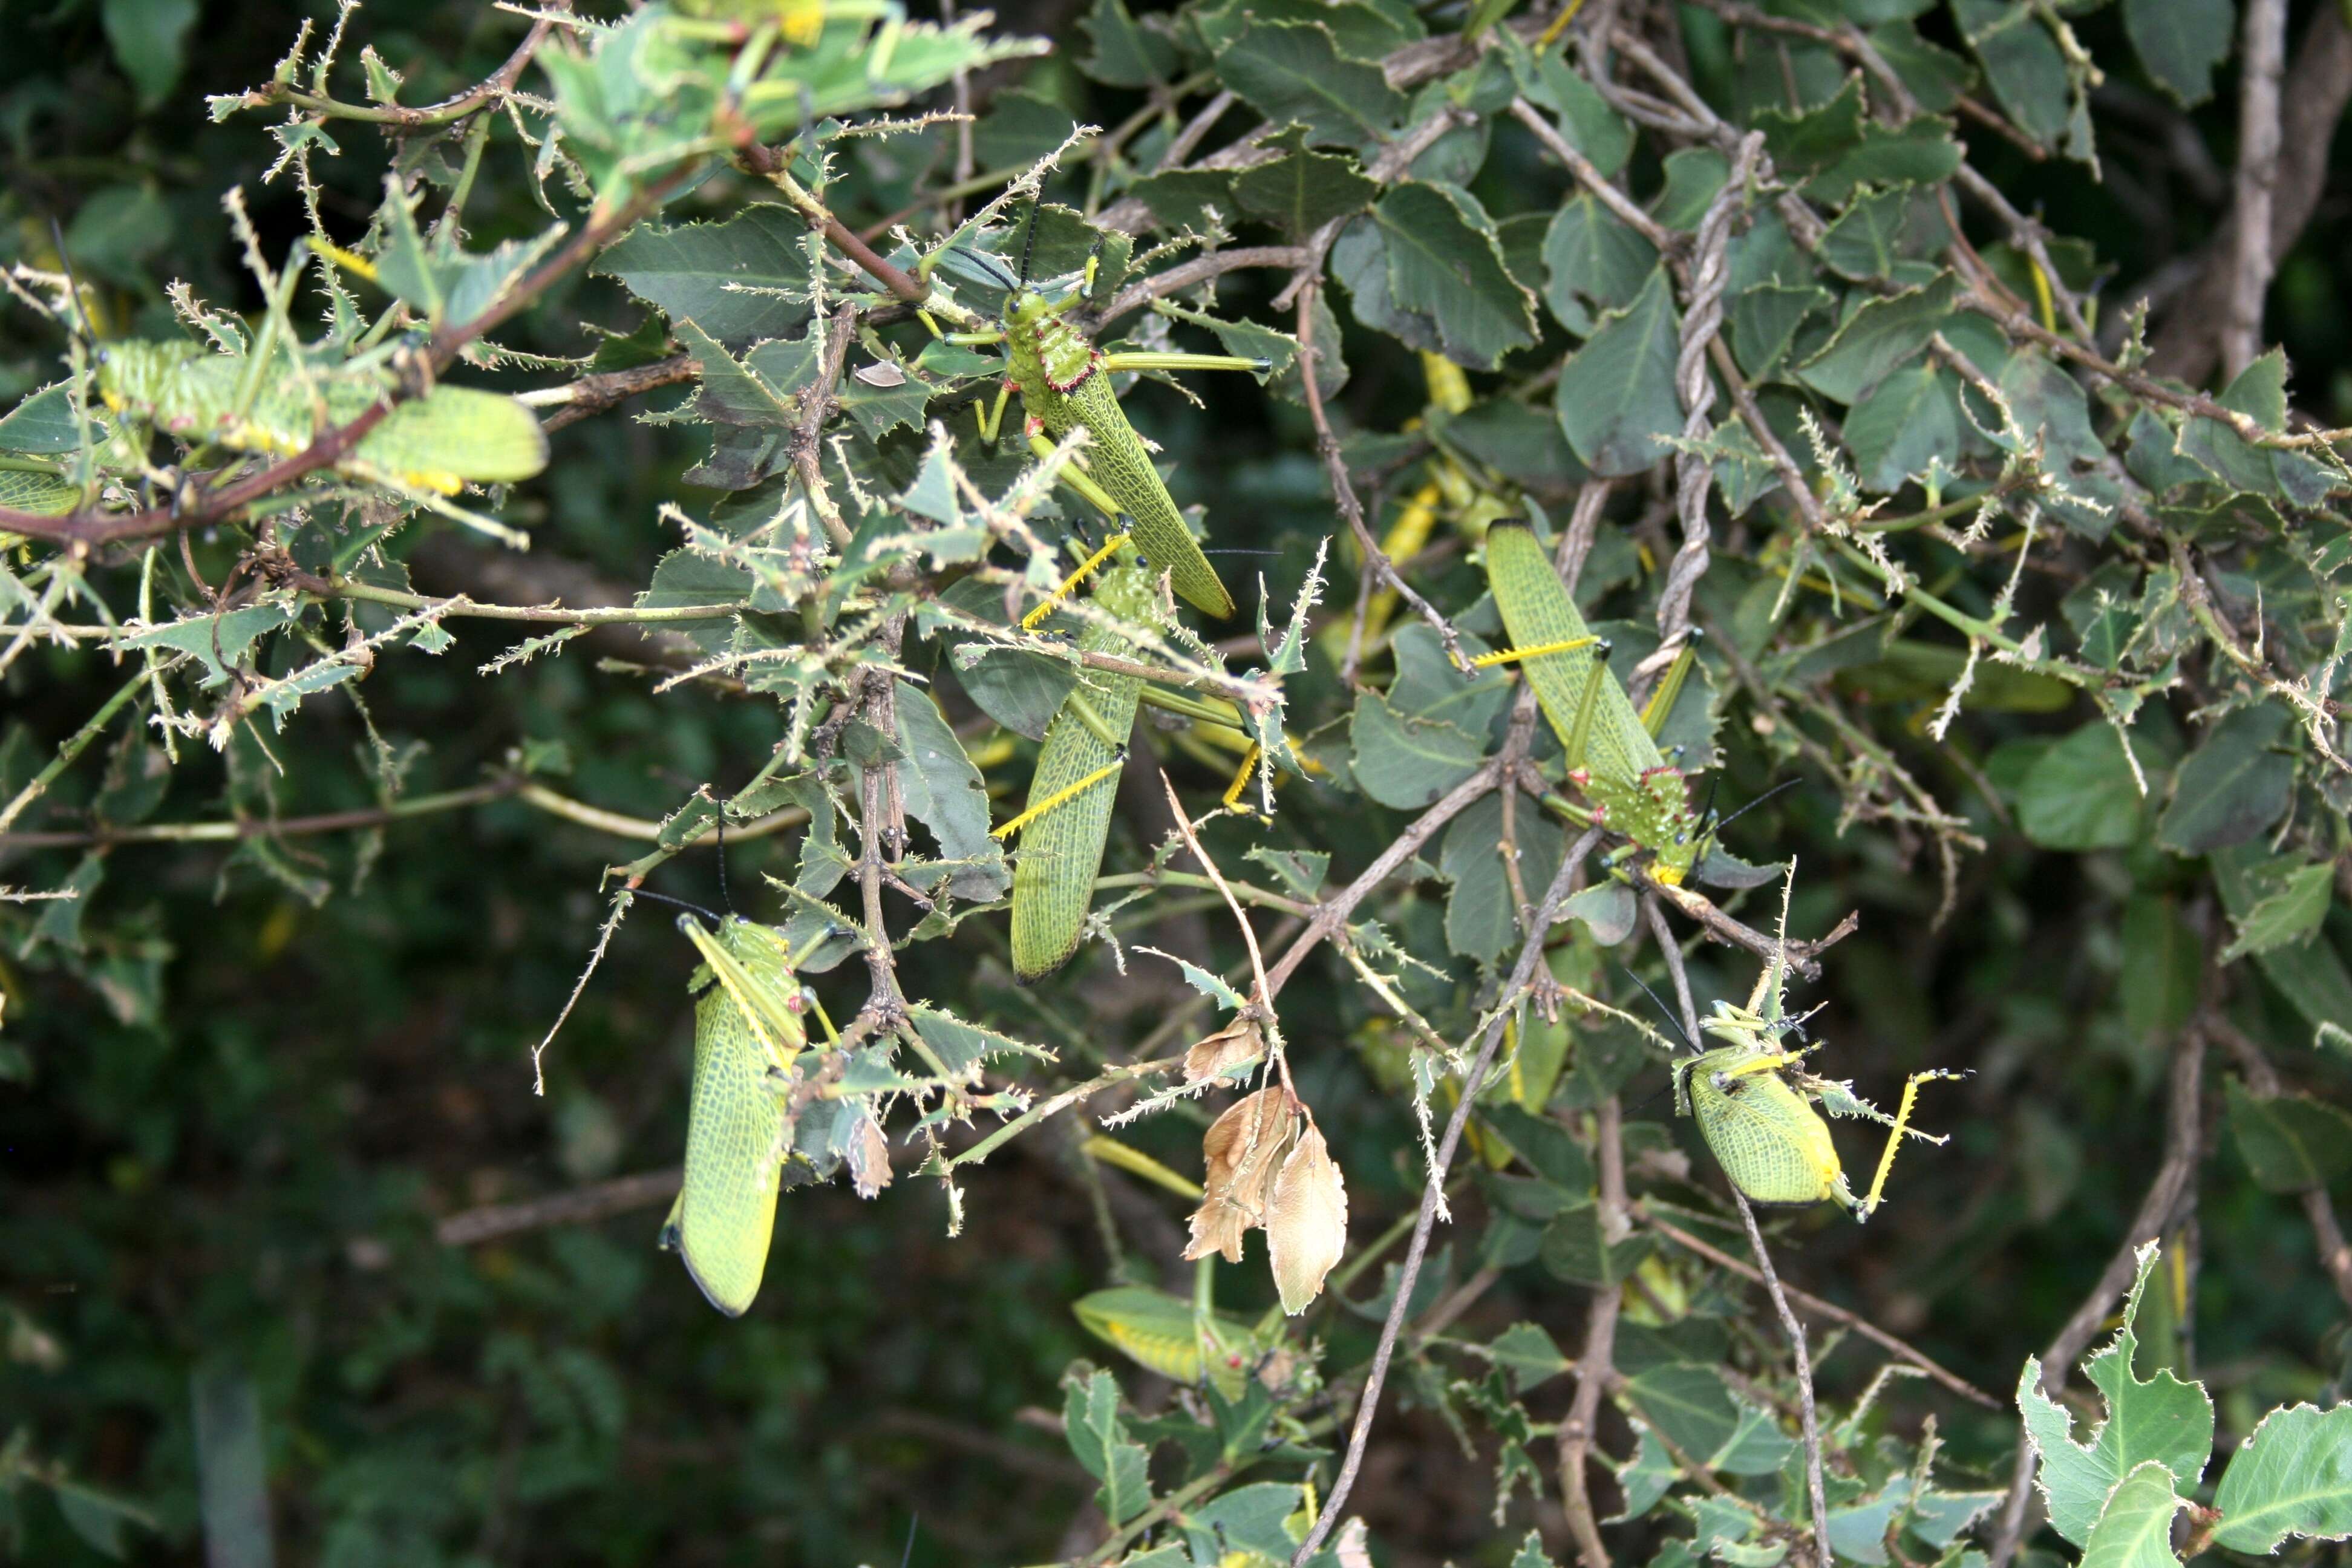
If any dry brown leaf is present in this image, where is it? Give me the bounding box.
[1333,1518,1374,1568]
[846,1110,893,1199]
[1183,1015,1266,1085]
[1266,1122,1348,1314]
[1181,1086,1295,1263]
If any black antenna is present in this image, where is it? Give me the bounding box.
[48,218,97,349]
[713,799,733,916]
[1622,964,1698,1052]
[1705,777,1803,842]
[1017,198,1042,287]
[629,889,724,926]
[1201,547,1284,558]
[947,243,1019,290]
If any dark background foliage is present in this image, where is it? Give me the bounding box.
[3,0,2350,1564]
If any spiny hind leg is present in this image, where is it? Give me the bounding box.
[1856,1069,1967,1220]
[1096,351,1271,376]
[1022,529,1134,631]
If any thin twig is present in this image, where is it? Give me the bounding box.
[1640,1206,1998,1407]
[1292,829,1603,1564]
[436,1167,682,1246]
[1294,281,1471,674]
[1649,894,1829,1568]
[2222,0,2288,379]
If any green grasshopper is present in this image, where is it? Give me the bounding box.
[997,554,1160,980]
[926,206,1268,620]
[95,339,548,497]
[1071,1284,1273,1401]
[659,913,833,1316]
[1650,875,1962,1220]
[1480,520,1708,886]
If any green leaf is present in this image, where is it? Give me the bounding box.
[1502,33,1633,177]
[1349,690,1487,809]
[1487,1321,1573,1394]
[2212,843,2352,1047]
[1370,181,1540,370]
[1954,0,2075,151]
[2016,721,2152,851]
[1230,134,1379,240]
[1811,117,1962,204]
[1650,148,1729,231]
[1215,21,1405,155]
[102,0,197,108]
[2124,0,2234,108]
[1555,263,1681,476]
[2158,704,2293,855]
[53,1477,152,1560]
[1845,364,1963,491]
[121,603,298,689]
[1623,1362,1739,1462]
[892,681,1008,902]
[2210,1402,2352,1552]
[1541,1206,1652,1289]
[593,206,815,347]
[2224,1078,2352,1194]
[1192,0,1421,60]
[2219,863,2333,964]
[908,1004,1051,1077]
[1123,169,1236,234]
[1442,791,1566,964]
[973,88,1078,169]
[1079,0,1175,87]
[1063,1369,1152,1523]
[2079,1461,2186,1568]
[1542,192,1658,333]
[1184,1483,1302,1561]
[1510,1527,1562,1568]
[1869,21,1978,112]
[1794,270,1959,403]
[0,384,95,454]
[1820,186,1944,282]
[2016,1243,2213,1547]
[1729,281,1832,383]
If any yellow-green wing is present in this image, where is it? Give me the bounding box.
[1009,564,1155,979]
[1483,521,1664,785]
[1687,1059,1842,1207]
[662,975,787,1316]
[1060,371,1234,619]
[662,916,806,1316]
[358,386,549,491]
[1071,1285,1255,1399]
[0,469,78,516]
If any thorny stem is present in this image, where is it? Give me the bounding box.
[1294,282,1471,675]
[1639,1206,1998,1407]
[1292,828,1602,1564]
[233,4,569,127]
[1647,896,1829,1568]
[1560,1088,1624,1568]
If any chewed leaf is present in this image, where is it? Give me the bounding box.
[1184,1087,1295,1264]
[1266,1122,1347,1314]
[2211,1402,2352,1553]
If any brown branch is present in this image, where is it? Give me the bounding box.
[1292,828,1604,1565]
[2204,1011,2352,1313]
[1648,896,1829,1568]
[2148,2,2352,384]
[232,4,569,129]
[1560,1091,1626,1568]
[538,352,699,431]
[435,1167,682,1246]
[1987,1013,2208,1568]
[1293,281,1470,674]
[1262,760,1501,996]
[2221,0,2290,380]
[1091,246,1307,332]
[1641,1206,1999,1406]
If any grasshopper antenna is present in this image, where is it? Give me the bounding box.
[708,789,735,917]
[48,217,99,351]
[1622,964,1699,1053]
[1017,197,1042,288]
[629,889,725,926]
[1697,777,1803,860]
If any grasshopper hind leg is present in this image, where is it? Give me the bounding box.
[1853,1068,1968,1220]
